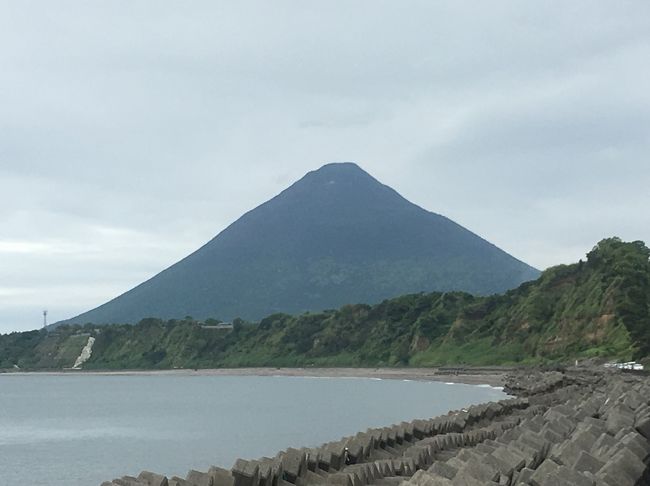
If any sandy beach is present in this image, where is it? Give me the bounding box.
[2,367,508,387]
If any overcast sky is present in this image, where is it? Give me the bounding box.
[1,1,649,333]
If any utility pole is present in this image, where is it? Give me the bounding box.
[43,310,48,328]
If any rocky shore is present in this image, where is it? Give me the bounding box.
[101,368,650,486]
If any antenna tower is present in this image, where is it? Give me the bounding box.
[43,310,48,328]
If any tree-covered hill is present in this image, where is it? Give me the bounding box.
[2,238,648,370]
[57,162,538,326]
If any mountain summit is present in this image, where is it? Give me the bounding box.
[62,163,540,325]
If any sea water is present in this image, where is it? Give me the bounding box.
[0,374,506,485]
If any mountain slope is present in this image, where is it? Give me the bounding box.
[62,162,539,325]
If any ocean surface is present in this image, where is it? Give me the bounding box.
[0,374,506,486]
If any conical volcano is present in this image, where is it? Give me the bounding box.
[62,162,540,325]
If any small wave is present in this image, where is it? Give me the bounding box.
[476,384,504,391]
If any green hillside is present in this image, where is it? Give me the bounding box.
[2,238,648,370]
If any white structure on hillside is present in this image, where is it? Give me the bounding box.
[604,361,644,371]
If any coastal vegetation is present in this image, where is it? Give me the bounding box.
[1,237,648,370]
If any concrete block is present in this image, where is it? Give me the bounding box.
[325,473,353,486]
[605,405,635,435]
[411,420,427,439]
[550,433,592,466]
[475,443,496,455]
[572,449,605,475]
[382,443,401,456]
[375,459,395,477]
[186,470,213,486]
[403,445,429,468]
[256,463,276,486]
[427,462,457,480]
[232,459,259,486]
[517,432,550,458]
[590,433,618,461]
[546,404,575,419]
[622,390,644,410]
[365,462,382,481]
[479,454,514,480]
[281,449,307,483]
[596,449,646,486]
[114,478,145,486]
[344,465,369,485]
[515,468,534,484]
[556,466,593,486]
[349,472,364,486]
[207,467,234,486]
[580,417,606,434]
[304,450,320,472]
[513,441,544,469]
[540,426,563,444]
[392,426,405,444]
[138,472,169,486]
[455,449,481,463]
[616,433,649,462]
[449,468,492,485]
[635,403,650,418]
[356,433,377,456]
[409,470,452,486]
[635,414,650,439]
[544,418,573,438]
[491,446,526,472]
[398,457,416,476]
[318,449,335,472]
[169,478,191,486]
[457,461,500,483]
[529,459,561,486]
[385,427,398,446]
[350,462,378,482]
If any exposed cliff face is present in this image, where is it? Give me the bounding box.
[72,336,95,369]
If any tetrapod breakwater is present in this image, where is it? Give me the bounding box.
[101,369,650,486]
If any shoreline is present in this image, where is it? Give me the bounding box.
[0,366,507,387]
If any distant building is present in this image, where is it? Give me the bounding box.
[604,361,644,371]
[200,322,233,330]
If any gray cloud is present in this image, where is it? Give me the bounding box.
[1,1,649,332]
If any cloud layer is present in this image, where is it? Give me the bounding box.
[1,1,649,332]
